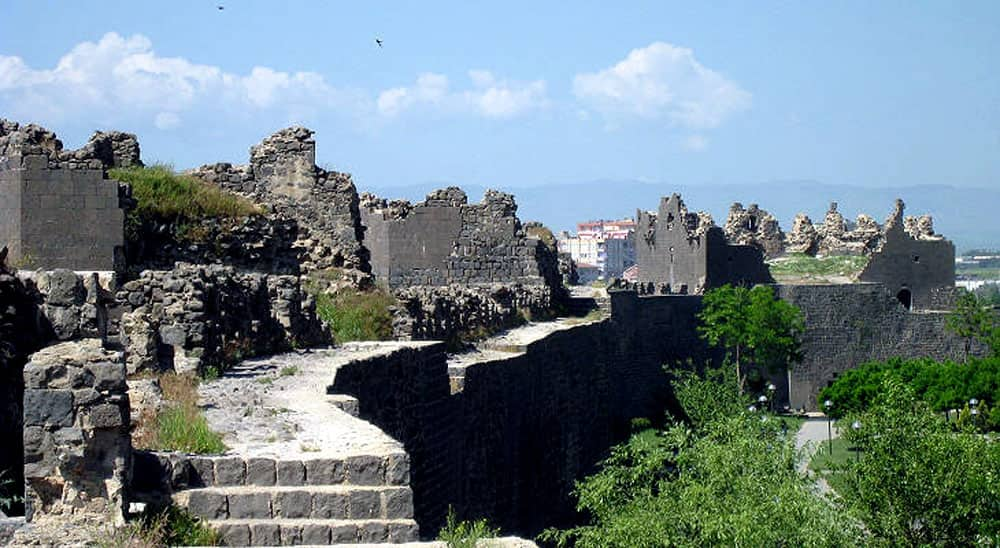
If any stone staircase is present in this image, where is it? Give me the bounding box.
[137,451,419,545]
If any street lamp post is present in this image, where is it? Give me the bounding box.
[758,394,768,414]
[823,399,834,455]
[766,383,776,412]
[851,421,861,462]
[970,398,980,430]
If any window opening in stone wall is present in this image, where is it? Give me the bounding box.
[896,288,912,311]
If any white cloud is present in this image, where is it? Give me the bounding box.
[154,112,181,130]
[376,70,547,119]
[682,134,708,151]
[573,42,751,129]
[0,32,366,127]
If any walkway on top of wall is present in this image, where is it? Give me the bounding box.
[446,307,608,393]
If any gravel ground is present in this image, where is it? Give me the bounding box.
[199,343,437,460]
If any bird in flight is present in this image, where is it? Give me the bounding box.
[217,5,224,10]
[375,38,383,48]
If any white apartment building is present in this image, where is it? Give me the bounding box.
[558,218,636,282]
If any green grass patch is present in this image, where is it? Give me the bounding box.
[134,374,226,455]
[808,436,857,473]
[279,366,299,377]
[156,405,226,454]
[769,253,869,282]
[110,164,261,223]
[315,287,395,343]
[98,504,219,547]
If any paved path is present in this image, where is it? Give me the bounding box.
[796,417,840,494]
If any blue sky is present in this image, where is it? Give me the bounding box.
[1,1,998,194]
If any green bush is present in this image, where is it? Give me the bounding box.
[838,380,1000,545]
[438,506,500,548]
[315,288,395,343]
[819,356,1000,430]
[542,368,863,547]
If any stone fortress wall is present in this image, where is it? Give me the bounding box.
[0,119,976,543]
[635,193,774,293]
[0,120,137,271]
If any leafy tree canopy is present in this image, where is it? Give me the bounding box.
[542,367,862,547]
[697,284,804,391]
[840,379,1000,546]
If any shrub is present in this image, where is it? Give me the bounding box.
[314,287,395,343]
[819,356,1000,430]
[438,506,500,548]
[839,380,1000,545]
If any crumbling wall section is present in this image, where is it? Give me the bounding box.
[636,194,772,293]
[723,203,784,258]
[361,188,561,290]
[188,127,367,273]
[0,120,131,271]
[392,283,555,341]
[117,264,328,375]
[22,339,130,527]
[126,213,301,275]
[858,199,955,311]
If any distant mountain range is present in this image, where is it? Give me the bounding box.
[357,179,1000,253]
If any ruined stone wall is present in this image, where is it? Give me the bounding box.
[22,339,131,526]
[774,283,971,410]
[392,283,555,341]
[858,199,954,311]
[361,188,560,290]
[117,264,328,375]
[330,291,709,536]
[126,213,301,275]
[0,121,132,271]
[189,128,367,273]
[723,203,784,259]
[636,194,772,293]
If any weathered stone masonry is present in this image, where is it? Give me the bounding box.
[22,339,130,525]
[0,121,133,271]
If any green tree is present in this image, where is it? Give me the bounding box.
[542,368,862,547]
[697,285,804,393]
[946,290,998,359]
[840,379,1000,545]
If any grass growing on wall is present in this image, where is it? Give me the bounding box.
[314,287,396,343]
[438,506,500,548]
[133,373,226,455]
[110,164,261,223]
[768,253,869,282]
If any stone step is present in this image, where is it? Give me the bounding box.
[174,485,413,522]
[209,518,419,546]
[134,450,410,492]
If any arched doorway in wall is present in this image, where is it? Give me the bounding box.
[896,288,912,311]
